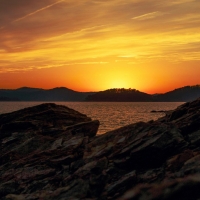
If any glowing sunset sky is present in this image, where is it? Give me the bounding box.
[0,0,200,93]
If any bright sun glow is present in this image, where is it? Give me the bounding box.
[109,79,130,89]
[0,0,199,93]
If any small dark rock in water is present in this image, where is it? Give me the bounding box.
[0,99,200,200]
[150,110,167,113]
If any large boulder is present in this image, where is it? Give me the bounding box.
[0,103,99,199]
[0,99,200,200]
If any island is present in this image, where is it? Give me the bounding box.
[0,85,200,102]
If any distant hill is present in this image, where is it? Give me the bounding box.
[85,88,152,102]
[85,85,200,102]
[0,85,200,102]
[154,85,200,102]
[0,96,20,101]
[0,87,95,101]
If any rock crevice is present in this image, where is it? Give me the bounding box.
[1,99,200,199]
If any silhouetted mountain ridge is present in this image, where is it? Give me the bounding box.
[0,87,95,101]
[86,88,152,102]
[153,85,200,102]
[86,85,200,102]
[0,96,20,101]
[0,85,199,102]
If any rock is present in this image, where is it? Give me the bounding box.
[150,110,167,113]
[119,175,200,200]
[0,103,92,133]
[0,103,99,199]
[106,171,137,199]
[1,99,200,199]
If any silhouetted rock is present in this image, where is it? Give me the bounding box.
[150,110,167,113]
[1,99,200,199]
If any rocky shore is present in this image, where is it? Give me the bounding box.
[0,99,200,200]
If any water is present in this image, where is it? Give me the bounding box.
[0,102,184,134]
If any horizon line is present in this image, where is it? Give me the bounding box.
[0,84,200,95]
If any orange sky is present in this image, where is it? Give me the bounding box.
[0,0,200,94]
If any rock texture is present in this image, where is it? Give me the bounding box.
[0,99,200,200]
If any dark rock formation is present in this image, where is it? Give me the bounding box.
[150,110,167,113]
[1,99,200,199]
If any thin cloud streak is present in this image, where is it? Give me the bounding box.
[13,0,65,23]
[132,11,165,20]
[0,0,199,92]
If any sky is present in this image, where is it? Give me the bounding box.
[0,0,200,94]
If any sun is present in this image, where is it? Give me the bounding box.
[109,79,130,89]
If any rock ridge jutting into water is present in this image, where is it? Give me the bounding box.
[0,99,200,199]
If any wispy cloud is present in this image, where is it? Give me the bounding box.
[132,11,165,20]
[166,0,195,5]
[0,0,200,91]
[13,0,65,23]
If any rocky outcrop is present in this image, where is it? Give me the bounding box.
[0,99,200,200]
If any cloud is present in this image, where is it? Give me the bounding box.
[13,0,65,23]
[0,0,200,75]
[165,0,195,5]
[132,11,165,20]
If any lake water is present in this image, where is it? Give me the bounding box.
[0,102,184,134]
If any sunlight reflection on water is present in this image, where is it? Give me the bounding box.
[0,102,183,134]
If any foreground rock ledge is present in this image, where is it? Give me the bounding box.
[0,99,200,200]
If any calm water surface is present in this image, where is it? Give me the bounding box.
[0,102,184,134]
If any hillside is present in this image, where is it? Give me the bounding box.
[0,97,20,101]
[86,85,200,102]
[154,85,200,102]
[85,88,152,102]
[0,85,200,102]
[0,87,95,101]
